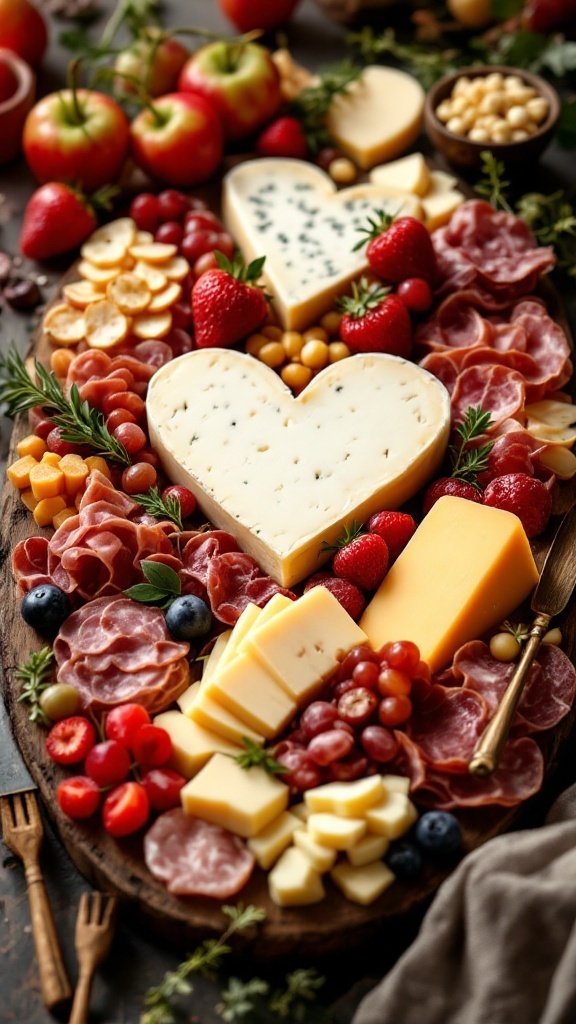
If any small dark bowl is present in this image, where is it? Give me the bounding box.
[424,65,560,171]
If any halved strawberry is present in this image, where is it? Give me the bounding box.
[45,716,97,766]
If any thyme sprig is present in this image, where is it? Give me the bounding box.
[0,347,130,465]
[291,59,361,151]
[449,407,494,487]
[233,738,287,777]
[347,26,461,90]
[15,647,55,726]
[475,152,513,214]
[133,486,183,530]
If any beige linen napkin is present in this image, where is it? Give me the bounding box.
[353,784,576,1024]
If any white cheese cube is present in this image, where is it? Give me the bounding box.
[422,171,465,231]
[347,833,389,867]
[204,652,296,739]
[365,792,418,840]
[307,813,366,850]
[153,711,241,779]
[331,860,396,905]
[247,811,301,870]
[268,847,325,907]
[369,153,431,197]
[304,775,385,818]
[381,774,411,795]
[293,828,337,872]
[181,753,289,838]
[291,802,310,823]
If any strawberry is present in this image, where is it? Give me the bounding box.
[356,211,437,286]
[257,116,309,159]
[338,277,412,357]
[367,510,417,562]
[20,183,115,261]
[483,473,552,538]
[192,252,269,348]
[423,476,483,515]
[304,575,366,621]
[331,524,389,591]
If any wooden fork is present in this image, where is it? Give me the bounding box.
[0,790,72,1009]
[69,890,117,1024]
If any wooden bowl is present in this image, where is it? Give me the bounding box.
[424,65,560,171]
[0,48,35,164]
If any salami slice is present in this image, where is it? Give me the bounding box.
[144,809,255,898]
[12,536,51,592]
[207,552,294,625]
[451,364,525,429]
[414,737,544,809]
[407,685,490,772]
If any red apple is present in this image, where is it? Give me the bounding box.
[219,0,301,32]
[0,0,47,68]
[23,88,130,192]
[178,40,281,141]
[115,31,189,98]
[130,92,223,187]
[0,48,35,163]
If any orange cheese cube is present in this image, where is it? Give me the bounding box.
[52,506,78,529]
[21,489,39,512]
[17,434,47,460]
[33,495,67,527]
[84,456,112,480]
[29,462,65,500]
[41,452,62,467]
[59,454,89,496]
[360,496,539,672]
[7,455,38,489]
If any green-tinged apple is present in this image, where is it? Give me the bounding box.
[219,0,301,32]
[130,92,224,187]
[115,30,189,98]
[0,0,47,68]
[178,40,281,141]
[23,89,129,192]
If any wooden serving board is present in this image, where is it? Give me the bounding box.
[1,269,575,958]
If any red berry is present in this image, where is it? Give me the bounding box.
[276,748,325,791]
[142,768,186,811]
[333,533,389,591]
[165,327,194,356]
[482,472,552,538]
[352,660,380,689]
[337,687,378,726]
[162,484,197,519]
[121,461,158,494]
[308,728,354,766]
[85,739,131,787]
[181,229,221,264]
[184,210,223,233]
[423,477,483,515]
[337,645,380,681]
[132,724,172,767]
[396,277,433,313]
[157,189,190,222]
[105,703,151,750]
[193,252,218,277]
[106,408,136,432]
[360,725,398,762]
[367,216,437,286]
[367,510,416,562]
[130,193,161,233]
[57,776,100,820]
[300,701,340,739]
[155,221,184,246]
[304,578,366,620]
[377,667,412,698]
[46,716,96,766]
[112,422,147,455]
[102,391,145,419]
[329,753,369,782]
[380,640,421,676]
[257,116,309,160]
[378,694,412,727]
[171,301,193,330]
[102,781,150,837]
[46,427,82,457]
[34,417,56,440]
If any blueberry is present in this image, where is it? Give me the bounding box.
[21,584,71,635]
[414,811,462,856]
[165,595,212,641]
[386,840,423,880]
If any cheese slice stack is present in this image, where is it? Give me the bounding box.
[147,349,451,587]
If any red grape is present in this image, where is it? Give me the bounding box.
[360,725,398,762]
[329,754,369,782]
[193,251,218,277]
[181,229,221,264]
[308,728,354,766]
[102,781,150,837]
[184,210,223,232]
[106,408,136,432]
[34,417,56,440]
[300,701,339,739]
[122,462,158,494]
[377,667,412,698]
[102,391,145,419]
[378,694,413,727]
[396,277,433,313]
[171,301,193,330]
[46,427,82,457]
[352,660,380,689]
[130,193,161,233]
[380,640,421,676]
[85,739,131,787]
[337,687,378,726]
[276,748,325,791]
[338,645,379,681]
[162,484,197,519]
[157,189,190,222]
[112,422,147,455]
[155,221,184,246]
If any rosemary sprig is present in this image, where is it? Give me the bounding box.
[475,152,513,214]
[449,407,494,487]
[15,647,55,726]
[0,347,130,465]
[234,738,287,777]
[269,968,326,1019]
[516,191,576,277]
[133,486,183,530]
[141,905,266,1024]
[290,59,361,151]
[346,26,462,90]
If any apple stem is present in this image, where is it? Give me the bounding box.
[65,59,86,126]
[170,26,262,46]
[103,67,166,127]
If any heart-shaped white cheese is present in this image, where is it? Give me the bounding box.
[147,351,450,588]
[222,158,424,330]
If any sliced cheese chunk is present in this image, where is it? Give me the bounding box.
[217,603,262,673]
[304,775,386,818]
[347,833,390,867]
[180,752,289,838]
[153,711,241,779]
[381,774,411,796]
[327,66,425,170]
[365,792,418,839]
[307,813,366,850]
[177,679,201,716]
[222,158,423,330]
[369,153,431,197]
[291,801,311,823]
[331,860,395,905]
[292,828,338,872]
[246,588,367,702]
[186,686,264,746]
[247,810,300,869]
[422,170,465,231]
[361,496,540,672]
[147,349,451,588]
[204,652,296,739]
[268,846,325,907]
[241,593,294,649]
[203,631,232,680]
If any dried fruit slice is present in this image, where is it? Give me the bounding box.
[63,280,104,308]
[129,242,177,264]
[44,304,86,346]
[538,446,576,480]
[135,231,154,244]
[107,273,151,315]
[81,218,136,267]
[162,256,189,281]
[84,299,129,349]
[148,281,182,313]
[133,261,168,293]
[132,311,172,339]
[78,261,120,285]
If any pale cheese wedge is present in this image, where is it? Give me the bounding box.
[268,847,325,907]
[202,631,232,683]
[331,860,395,905]
[422,170,465,231]
[369,153,431,197]
[203,651,296,739]
[346,833,390,868]
[217,603,262,673]
[307,813,366,851]
[292,828,338,872]
[153,711,242,779]
[180,753,289,838]
[365,792,418,840]
[247,811,301,870]
[304,775,386,818]
[381,774,411,796]
[179,678,264,746]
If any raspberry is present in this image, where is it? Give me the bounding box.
[423,477,483,515]
[256,116,309,160]
[367,510,417,561]
[306,577,366,621]
[482,473,552,538]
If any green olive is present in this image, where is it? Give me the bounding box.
[39,683,81,721]
[489,632,521,662]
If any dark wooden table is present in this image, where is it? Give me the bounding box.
[2,2,576,1022]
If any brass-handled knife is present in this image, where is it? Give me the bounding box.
[469,505,576,777]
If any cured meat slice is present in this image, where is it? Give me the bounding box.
[416,292,494,354]
[407,686,490,772]
[207,552,294,625]
[414,737,544,809]
[451,364,525,429]
[133,341,173,368]
[144,809,255,897]
[11,536,51,592]
[66,349,112,386]
[181,531,240,588]
[388,730,427,790]
[419,352,461,395]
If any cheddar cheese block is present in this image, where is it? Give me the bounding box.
[222,157,423,329]
[361,496,540,671]
[326,66,425,170]
[147,350,451,587]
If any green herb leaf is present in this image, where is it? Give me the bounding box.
[491,0,524,19]
[133,486,183,530]
[233,738,287,777]
[475,152,512,214]
[15,647,55,726]
[124,560,181,607]
[269,968,325,1019]
[516,190,576,276]
[347,27,461,90]
[221,904,267,933]
[291,59,361,151]
[449,406,495,486]
[122,583,172,605]
[216,977,270,1022]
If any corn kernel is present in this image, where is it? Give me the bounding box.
[320,311,342,336]
[245,333,269,356]
[280,363,313,393]
[258,341,286,369]
[300,340,329,370]
[281,331,304,359]
[17,434,47,460]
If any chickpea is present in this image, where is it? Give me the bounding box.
[320,311,342,336]
[490,632,521,662]
[262,325,283,340]
[469,127,490,143]
[491,121,512,144]
[460,108,476,132]
[484,72,505,91]
[453,76,471,95]
[246,333,269,356]
[329,157,357,185]
[526,97,549,123]
[479,91,504,116]
[282,331,304,359]
[451,95,468,116]
[328,341,350,363]
[281,362,313,393]
[504,75,524,91]
[511,129,530,142]
[506,105,530,129]
[258,341,286,368]
[447,116,465,135]
[435,100,453,123]
[300,339,330,370]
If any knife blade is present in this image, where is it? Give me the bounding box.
[469,504,576,776]
[0,686,35,796]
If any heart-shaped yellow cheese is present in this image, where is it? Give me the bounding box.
[222,158,424,330]
[147,350,450,588]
